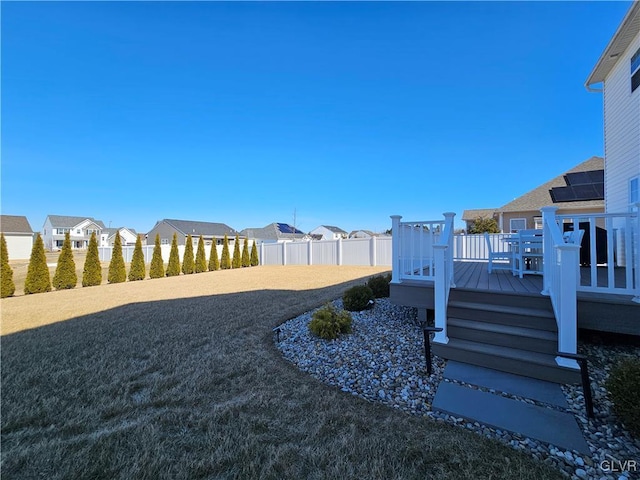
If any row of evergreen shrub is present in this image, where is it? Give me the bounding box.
[0,230,261,297]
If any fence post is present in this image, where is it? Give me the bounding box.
[555,243,580,369]
[308,240,313,266]
[541,206,559,295]
[260,242,264,266]
[371,235,377,266]
[282,242,287,266]
[443,212,456,287]
[337,238,342,266]
[390,215,402,283]
[433,244,449,344]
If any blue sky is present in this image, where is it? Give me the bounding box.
[1,1,632,234]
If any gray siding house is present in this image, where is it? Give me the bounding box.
[146,219,240,247]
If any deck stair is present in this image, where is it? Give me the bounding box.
[432,289,581,384]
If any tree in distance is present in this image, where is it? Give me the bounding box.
[128,235,146,281]
[241,237,250,267]
[1,233,15,298]
[108,233,127,284]
[182,234,195,274]
[82,232,102,287]
[209,239,220,271]
[52,232,77,290]
[220,234,231,270]
[232,234,241,269]
[195,235,207,273]
[149,234,165,279]
[468,217,500,234]
[250,240,259,267]
[166,233,181,277]
[24,234,51,294]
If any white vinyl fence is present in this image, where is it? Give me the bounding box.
[98,244,225,263]
[260,237,391,266]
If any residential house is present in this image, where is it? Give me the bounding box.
[461,209,500,233]
[42,215,105,251]
[349,229,377,239]
[0,215,34,260]
[585,1,639,219]
[241,223,306,244]
[496,156,605,232]
[310,225,348,241]
[146,219,240,248]
[100,227,138,247]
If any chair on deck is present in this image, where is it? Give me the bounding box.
[513,229,544,278]
[485,233,512,273]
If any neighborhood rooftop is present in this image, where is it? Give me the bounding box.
[46,215,106,228]
[160,219,238,236]
[0,215,33,234]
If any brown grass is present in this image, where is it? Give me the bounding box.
[1,266,563,479]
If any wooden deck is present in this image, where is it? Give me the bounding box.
[454,261,543,294]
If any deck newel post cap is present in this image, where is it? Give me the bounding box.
[540,206,559,214]
[390,215,402,220]
[442,212,456,218]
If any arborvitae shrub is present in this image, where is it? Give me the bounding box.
[220,235,231,270]
[250,240,259,267]
[108,233,126,284]
[342,285,375,311]
[128,235,146,281]
[1,234,15,298]
[166,233,181,277]
[308,303,352,340]
[83,232,102,287]
[232,234,241,269]
[606,357,640,437]
[149,234,165,279]
[195,235,207,273]
[182,235,195,274]
[209,240,220,271]
[53,232,77,290]
[366,273,392,298]
[241,238,250,267]
[24,234,51,294]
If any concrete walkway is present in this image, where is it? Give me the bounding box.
[432,361,590,455]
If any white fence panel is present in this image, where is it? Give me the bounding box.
[287,242,309,265]
[262,243,284,265]
[375,237,392,266]
[312,240,338,265]
[342,238,371,265]
[98,245,226,264]
[453,234,512,261]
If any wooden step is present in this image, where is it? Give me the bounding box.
[432,339,580,384]
[449,288,551,311]
[447,301,557,331]
[448,318,557,355]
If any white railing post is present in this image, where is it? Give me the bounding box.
[555,243,581,369]
[433,244,449,344]
[541,206,559,295]
[391,215,402,283]
[443,212,456,287]
[634,203,640,303]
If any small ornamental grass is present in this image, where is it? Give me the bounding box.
[308,303,352,340]
[342,285,375,311]
[366,273,391,298]
[605,356,640,437]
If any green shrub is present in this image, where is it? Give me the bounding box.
[53,232,77,289]
[149,234,165,279]
[241,237,250,267]
[166,233,181,277]
[209,240,220,271]
[468,217,500,234]
[342,285,375,311]
[232,234,241,269]
[1,234,15,298]
[220,234,231,270]
[308,303,352,340]
[24,234,51,294]
[128,235,146,281]
[108,233,126,284]
[82,232,102,287]
[367,273,391,298]
[606,357,640,437]
[250,240,259,267]
[182,235,195,275]
[195,235,207,273]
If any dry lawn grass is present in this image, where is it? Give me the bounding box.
[1,266,563,479]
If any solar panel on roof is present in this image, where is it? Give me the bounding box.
[550,187,577,202]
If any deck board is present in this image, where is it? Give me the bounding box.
[453,262,543,294]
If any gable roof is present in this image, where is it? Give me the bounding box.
[461,209,499,222]
[241,223,305,240]
[320,225,347,234]
[498,156,604,213]
[161,219,238,237]
[586,2,640,88]
[0,215,34,234]
[46,215,106,229]
[104,227,137,237]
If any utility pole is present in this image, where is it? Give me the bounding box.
[293,208,297,233]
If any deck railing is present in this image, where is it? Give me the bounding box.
[391,213,455,344]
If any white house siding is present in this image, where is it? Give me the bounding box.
[41,218,55,251]
[4,234,33,260]
[603,32,640,215]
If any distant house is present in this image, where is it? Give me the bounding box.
[100,227,138,247]
[496,156,605,232]
[146,219,240,247]
[585,1,639,217]
[348,229,384,239]
[0,215,34,260]
[42,215,105,251]
[241,223,306,244]
[461,209,500,233]
[310,225,348,241]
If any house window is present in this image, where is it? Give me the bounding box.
[161,238,169,245]
[630,176,639,209]
[632,47,640,93]
[510,218,526,232]
[534,217,543,230]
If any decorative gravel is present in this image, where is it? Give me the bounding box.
[276,298,640,480]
